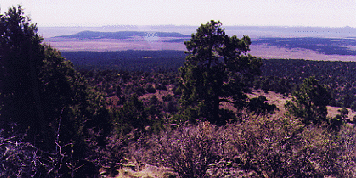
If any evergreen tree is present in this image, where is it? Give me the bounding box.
[0,5,48,144]
[179,20,262,124]
[0,6,111,176]
[285,76,331,125]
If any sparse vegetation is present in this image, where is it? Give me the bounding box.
[1,6,355,178]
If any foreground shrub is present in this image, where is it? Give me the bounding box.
[131,122,222,178]
[129,116,355,177]
[336,124,356,177]
[0,131,102,177]
[221,117,343,177]
[0,133,38,177]
[145,84,156,94]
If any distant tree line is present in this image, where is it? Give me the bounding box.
[256,58,356,109]
[68,53,356,110]
[61,50,186,71]
[253,37,356,55]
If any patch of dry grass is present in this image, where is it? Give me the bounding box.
[100,162,176,178]
[327,106,356,121]
[247,89,356,120]
[115,164,176,178]
[138,85,174,102]
[247,90,291,114]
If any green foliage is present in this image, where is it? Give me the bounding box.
[173,86,182,96]
[162,94,173,102]
[179,20,262,124]
[146,95,164,126]
[350,101,356,112]
[114,94,148,136]
[336,107,349,121]
[134,86,145,96]
[331,107,349,130]
[62,50,186,72]
[0,5,47,142]
[247,96,277,116]
[3,9,354,177]
[258,58,356,108]
[285,76,331,125]
[116,85,122,97]
[0,6,112,177]
[156,84,168,91]
[145,84,156,94]
[164,101,179,114]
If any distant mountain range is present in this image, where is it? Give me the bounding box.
[43,27,356,57]
[39,25,356,39]
[55,30,191,41]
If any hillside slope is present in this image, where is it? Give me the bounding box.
[248,90,356,120]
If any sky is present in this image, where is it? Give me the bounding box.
[1,0,356,28]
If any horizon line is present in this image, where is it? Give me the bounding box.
[37,24,356,29]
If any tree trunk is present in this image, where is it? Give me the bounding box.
[212,94,220,124]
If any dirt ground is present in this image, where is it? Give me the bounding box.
[247,90,356,120]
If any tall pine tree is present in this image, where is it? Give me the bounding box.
[179,20,262,125]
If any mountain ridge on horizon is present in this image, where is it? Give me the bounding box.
[54,30,191,40]
[40,25,356,60]
[39,24,356,29]
[39,25,356,39]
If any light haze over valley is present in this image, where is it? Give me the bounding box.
[4,0,356,60]
[39,25,356,61]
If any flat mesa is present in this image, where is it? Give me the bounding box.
[40,26,356,61]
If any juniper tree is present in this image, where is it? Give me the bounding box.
[179,20,262,125]
[285,76,331,125]
[0,6,112,176]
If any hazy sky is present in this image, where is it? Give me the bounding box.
[2,0,356,27]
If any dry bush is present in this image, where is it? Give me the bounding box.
[337,124,356,177]
[128,116,356,177]
[221,116,343,177]
[0,134,38,177]
[129,122,222,178]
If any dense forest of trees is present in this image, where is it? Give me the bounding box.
[256,58,356,109]
[1,6,356,177]
[66,53,356,109]
[61,50,187,71]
